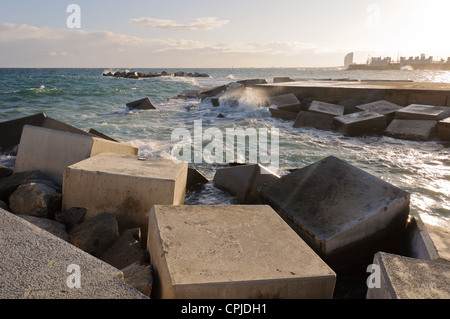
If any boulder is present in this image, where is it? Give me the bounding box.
[54,207,87,230]
[122,261,153,298]
[126,98,156,110]
[0,170,59,203]
[9,182,62,218]
[18,215,69,241]
[69,212,120,257]
[100,228,146,270]
[0,165,13,178]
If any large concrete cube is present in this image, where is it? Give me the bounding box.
[334,111,387,136]
[0,208,147,299]
[62,153,188,234]
[14,125,138,185]
[385,119,437,141]
[293,111,335,131]
[258,156,410,259]
[395,104,450,121]
[147,205,336,299]
[213,164,279,204]
[366,252,450,299]
[355,100,403,123]
[267,93,302,113]
[308,100,344,117]
[437,117,450,141]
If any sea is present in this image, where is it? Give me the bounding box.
[0,67,449,230]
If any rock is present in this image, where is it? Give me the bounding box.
[18,215,69,241]
[161,71,168,76]
[126,98,156,110]
[385,120,437,141]
[9,182,62,218]
[100,228,146,270]
[54,207,87,230]
[186,168,209,190]
[69,212,120,257]
[217,113,226,118]
[0,170,59,203]
[293,111,335,131]
[0,200,9,211]
[177,90,200,100]
[122,261,153,298]
[211,97,220,107]
[0,166,13,178]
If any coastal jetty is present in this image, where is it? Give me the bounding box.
[0,75,449,300]
[103,70,210,79]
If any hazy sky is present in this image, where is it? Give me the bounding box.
[1,0,450,68]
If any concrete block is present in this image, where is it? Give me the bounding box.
[126,98,156,110]
[147,205,336,299]
[407,212,450,264]
[237,79,267,87]
[366,252,450,299]
[267,93,302,113]
[269,108,298,120]
[213,164,279,204]
[293,111,335,131]
[355,100,403,123]
[395,104,450,121]
[273,77,294,83]
[308,100,344,117]
[436,117,450,140]
[62,153,188,235]
[385,119,437,141]
[0,208,147,299]
[258,156,410,259]
[14,125,138,185]
[334,111,387,136]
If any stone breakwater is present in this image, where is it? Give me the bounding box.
[102,70,210,79]
[0,78,449,299]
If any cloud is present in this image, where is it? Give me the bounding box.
[131,17,230,31]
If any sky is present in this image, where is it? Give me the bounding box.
[1,0,450,68]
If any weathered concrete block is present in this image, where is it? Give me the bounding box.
[385,119,437,141]
[407,212,450,264]
[0,208,147,299]
[293,111,335,131]
[62,153,187,235]
[355,100,403,123]
[395,104,450,121]
[436,117,450,141]
[186,168,209,190]
[269,108,298,120]
[273,77,294,83]
[366,252,450,299]
[147,205,336,299]
[258,156,410,259]
[126,98,156,110]
[334,111,387,136]
[308,100,344,117]
[237,79,267,87]
[267,93,302,113]
[14,125,138,185]
[213,164,279,204]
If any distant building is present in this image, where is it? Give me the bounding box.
[344,52,354,67]
[400,54,434,66]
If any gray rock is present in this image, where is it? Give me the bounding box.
[18,215,69,241]
[100,228,146,270]
[54,207,87,230]
[122,261,153,298]
[69,212,120,257]
[9,182,62,218]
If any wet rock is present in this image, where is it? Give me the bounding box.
[211,97,220,107]
[54,207,87,230]
[18,215,69,241]
[69,212,120,257]
[177,90,200,100]
[100,228,146,270]
[0,165,13,178]
[9,182,62,218]
[217,113,226,118]
[126,98,156,110]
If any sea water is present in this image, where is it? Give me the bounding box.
[0,67,449,230]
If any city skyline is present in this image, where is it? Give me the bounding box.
[1,0,450,68]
